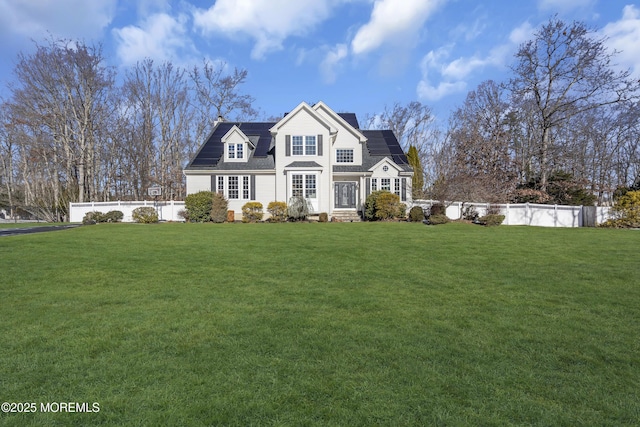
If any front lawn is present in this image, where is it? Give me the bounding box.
[0,223,638,425]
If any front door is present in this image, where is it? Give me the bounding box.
[335,182,356,208]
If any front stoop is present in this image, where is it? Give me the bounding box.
[330,210,362,222]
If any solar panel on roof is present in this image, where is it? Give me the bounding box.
[338,113,360,129]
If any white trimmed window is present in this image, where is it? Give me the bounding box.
[217,176,224,194]
[336,149,354,163]
[243,176,250,199]
[291,173,317,199]
[372,178,378,191]
[292,174,303,197]
[305,136,316,155]
[292,136,316,156]
[227,143,244,160]
[228,176,239,199]
[394,178,400,196]
[217,176,251,200]
[305,175,316,198]
[381,178,391,191]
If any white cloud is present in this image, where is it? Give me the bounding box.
[417,79,466,101]
[417,46,466,100]
[351,0,446,55]
[113,13,194,66]
[416,21,533,101]
[602,5,640,78]
[0,0,116,39]
[193,0,335,60]
[320,44,348,84]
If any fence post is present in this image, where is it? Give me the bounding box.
[505,203,510,225]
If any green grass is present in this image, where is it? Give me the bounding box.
[0,222,638,426]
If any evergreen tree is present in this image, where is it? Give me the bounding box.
[407,145,424,198]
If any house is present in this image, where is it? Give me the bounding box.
[184,101,413,221]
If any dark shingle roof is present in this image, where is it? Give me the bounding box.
[285,161,322,168]
[185,117,411,174]
[185,122,275,170]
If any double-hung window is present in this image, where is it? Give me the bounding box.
[228,143,244,159]
[292,136,316,155]
[292,174,317,199]
[228,176,239,199]
[305,136,316,155]
[380,178,391,191]
[217,175,250,200]
[305,175,316,198]
[243,176,250,199]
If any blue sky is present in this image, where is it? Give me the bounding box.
[0,0,638,124]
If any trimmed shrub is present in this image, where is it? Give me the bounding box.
[132,206,158,223]
[364,191,402,221]
[375,191,401,220]
[211,192,229,223]
[287,196,309,221]
[185,191,214,223]
[242,202,264,223]
[82,211,103,225]
[428,214,450,225]
[478,214,505,226]
[319,212,328,222]
[267,201,287,222]
[408,206,425,222]
[429,203,446,216]
[227,210,235,222]
[104,210,124,223]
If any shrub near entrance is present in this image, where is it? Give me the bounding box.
[364,190,402,221]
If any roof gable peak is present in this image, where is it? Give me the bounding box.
[270,101,337,135]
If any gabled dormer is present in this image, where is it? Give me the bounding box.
[222,125,254,162]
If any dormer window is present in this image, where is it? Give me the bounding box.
[222,125,252,162]
[228,143,243,159]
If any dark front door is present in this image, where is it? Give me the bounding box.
[335,182,356,208]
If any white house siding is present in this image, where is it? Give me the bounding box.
[313,104,364,165]
[273,107,333,214]
[186,174,212,195]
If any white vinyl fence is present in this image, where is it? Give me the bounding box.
[70,200,612,227]
[69,200,185,223]
[413,200,611,228]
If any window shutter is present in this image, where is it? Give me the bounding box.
[285,135,291,156]
[401,178,407,201]
[250,175,256,200]
[317,134,323,156]
[365,178,370,197]
[211,175,216,192]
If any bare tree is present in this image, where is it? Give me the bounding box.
[6,37,114,220]
[509,17,640,192]
[364,101,441,193]
[443,80,517,203]
[190,60,257,146]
